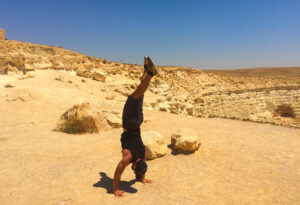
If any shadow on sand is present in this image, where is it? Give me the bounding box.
[93,172,137,194]
[168,144,198,155]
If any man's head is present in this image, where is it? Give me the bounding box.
[132,159,147,181]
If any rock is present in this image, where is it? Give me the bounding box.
[171,128,201,152]
[158,102,169,112]
[105,94,116,100]
[5,90,32,102]
[55,102,107,134]
[114,88,130,96]
[143,131,168,160]
[4,83,14,88]
[18,72,35,80]
[76,67,92,78]
[26,73,35,78]
[0,64,18,74]
[106,67,122,75]
[93,71,106,82]
[105,113,122,128]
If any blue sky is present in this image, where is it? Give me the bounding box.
[1,0,299,69]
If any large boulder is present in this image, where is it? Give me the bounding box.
[93,71,106,82]
[143,131,168,160]
[55,102,107,134]
[171,128,201,152]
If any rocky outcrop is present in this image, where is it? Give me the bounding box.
[0,55,25,74]
[55,102,107,134]
[142,131,168,160]
[171,129,201,152]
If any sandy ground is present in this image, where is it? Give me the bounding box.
[0,70,299,205]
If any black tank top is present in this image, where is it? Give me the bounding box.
[121,129,145,163]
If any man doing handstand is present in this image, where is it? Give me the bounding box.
[113,56,158,197]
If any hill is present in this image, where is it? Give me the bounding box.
[1,39,299,128]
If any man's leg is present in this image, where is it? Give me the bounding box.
[131,70,152,99]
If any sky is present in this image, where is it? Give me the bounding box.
[0,0,299,69]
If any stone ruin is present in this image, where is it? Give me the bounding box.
[0,29,5,41]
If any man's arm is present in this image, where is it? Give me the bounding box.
[113,149,132,197]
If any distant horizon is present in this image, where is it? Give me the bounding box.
[3,36,300,71]
[1,0,299,70]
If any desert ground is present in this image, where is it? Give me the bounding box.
[1,69,299,205]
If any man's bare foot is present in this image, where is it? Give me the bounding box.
[114,190,125,197]
[142,178,152,184]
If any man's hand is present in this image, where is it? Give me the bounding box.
[114,190,125,197]
[113,150,132,198]
[142,178,152,184]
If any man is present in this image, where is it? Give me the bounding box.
[113,56,158,197]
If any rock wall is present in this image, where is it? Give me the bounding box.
[195,87,300,127]
[146,67,300,128]
[0,29,5,41]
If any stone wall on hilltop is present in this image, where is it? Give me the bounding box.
[0,29,5,41]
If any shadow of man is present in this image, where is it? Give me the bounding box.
[93,172,137,194]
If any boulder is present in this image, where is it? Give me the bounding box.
[76,67,92,78]
[93,71,106,82]
[143,131,168,160]
[55,102,107,134]
[171,128,201,152]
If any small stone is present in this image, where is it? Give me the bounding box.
[4,84,14,88]
[106,94,116,100]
